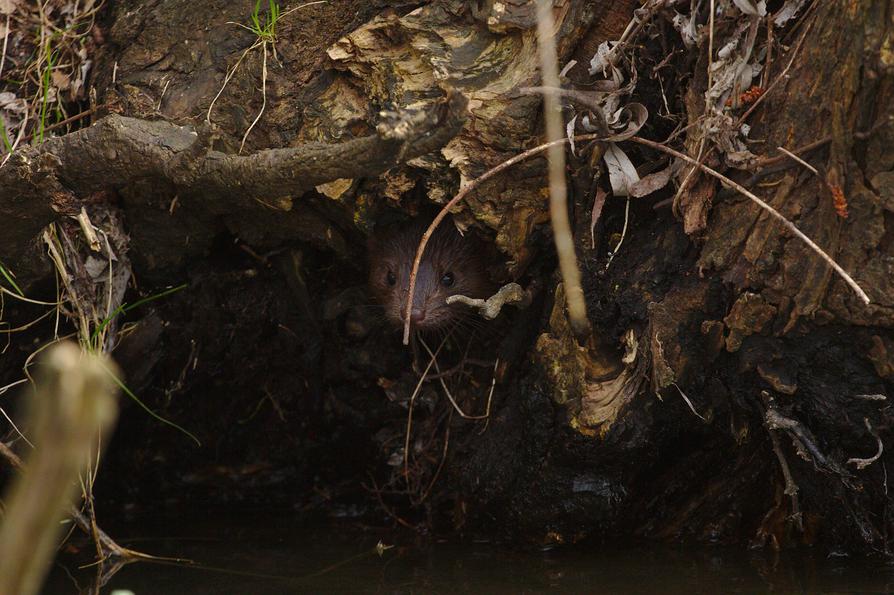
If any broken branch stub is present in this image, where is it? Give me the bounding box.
[447,283,532,320]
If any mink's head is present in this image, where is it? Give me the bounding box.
[368,218,491,332]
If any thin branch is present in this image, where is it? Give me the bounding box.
[418,335,489,420]
[776,145,818,174]
[629,136,871,305]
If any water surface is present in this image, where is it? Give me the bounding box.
[44,512,894,594]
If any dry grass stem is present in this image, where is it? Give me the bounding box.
[403,335,447,479]
[418,335,490,420]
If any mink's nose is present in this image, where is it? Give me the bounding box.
[410,308,427,326]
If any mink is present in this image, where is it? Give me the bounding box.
[368,217,492,332]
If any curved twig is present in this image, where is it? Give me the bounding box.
[629,136,871,305]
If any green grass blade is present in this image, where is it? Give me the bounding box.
[0,262,24,297]
[90,283,187,346]
[0,116,12,155]
[101,361,202,447]
[122,283,188,313]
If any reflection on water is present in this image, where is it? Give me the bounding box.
[44,512,894,594]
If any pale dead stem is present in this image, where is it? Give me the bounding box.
[418,412,450,504]
[735,10,815,129]
[776,145,818,174]
[604,195,630,271]
[534,0,588,339]
[672,0,715,211]
[206,38,264,149]
[0,13,9,81]
[671,382,707,422]
[239,41,268,154]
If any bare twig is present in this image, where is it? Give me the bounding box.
[767,423,803,531]
[0,13,9,81]
[776,145,818,174]
[847,418,884,470]
[735,12,815,128]
[206,41,262,124]
[446,283,531,319]
[479,358,499,434]
[418,415,451,503]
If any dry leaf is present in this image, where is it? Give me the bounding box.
[629,165,674,198]
[603,142,639,197]
[0,0,16,16]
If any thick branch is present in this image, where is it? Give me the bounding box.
[0,90,468,278]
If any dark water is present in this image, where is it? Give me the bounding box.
[43,513,894,594]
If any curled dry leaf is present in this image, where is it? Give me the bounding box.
[603,103,648,141]
[588,40,622,81]
[671,12,698,47]
[0,0,15,16]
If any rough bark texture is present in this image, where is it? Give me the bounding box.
[1,0,893,555]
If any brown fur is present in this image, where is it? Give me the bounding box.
[368,218,492,331]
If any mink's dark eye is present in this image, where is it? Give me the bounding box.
[386,271,397,286]
[441,272,455,288]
